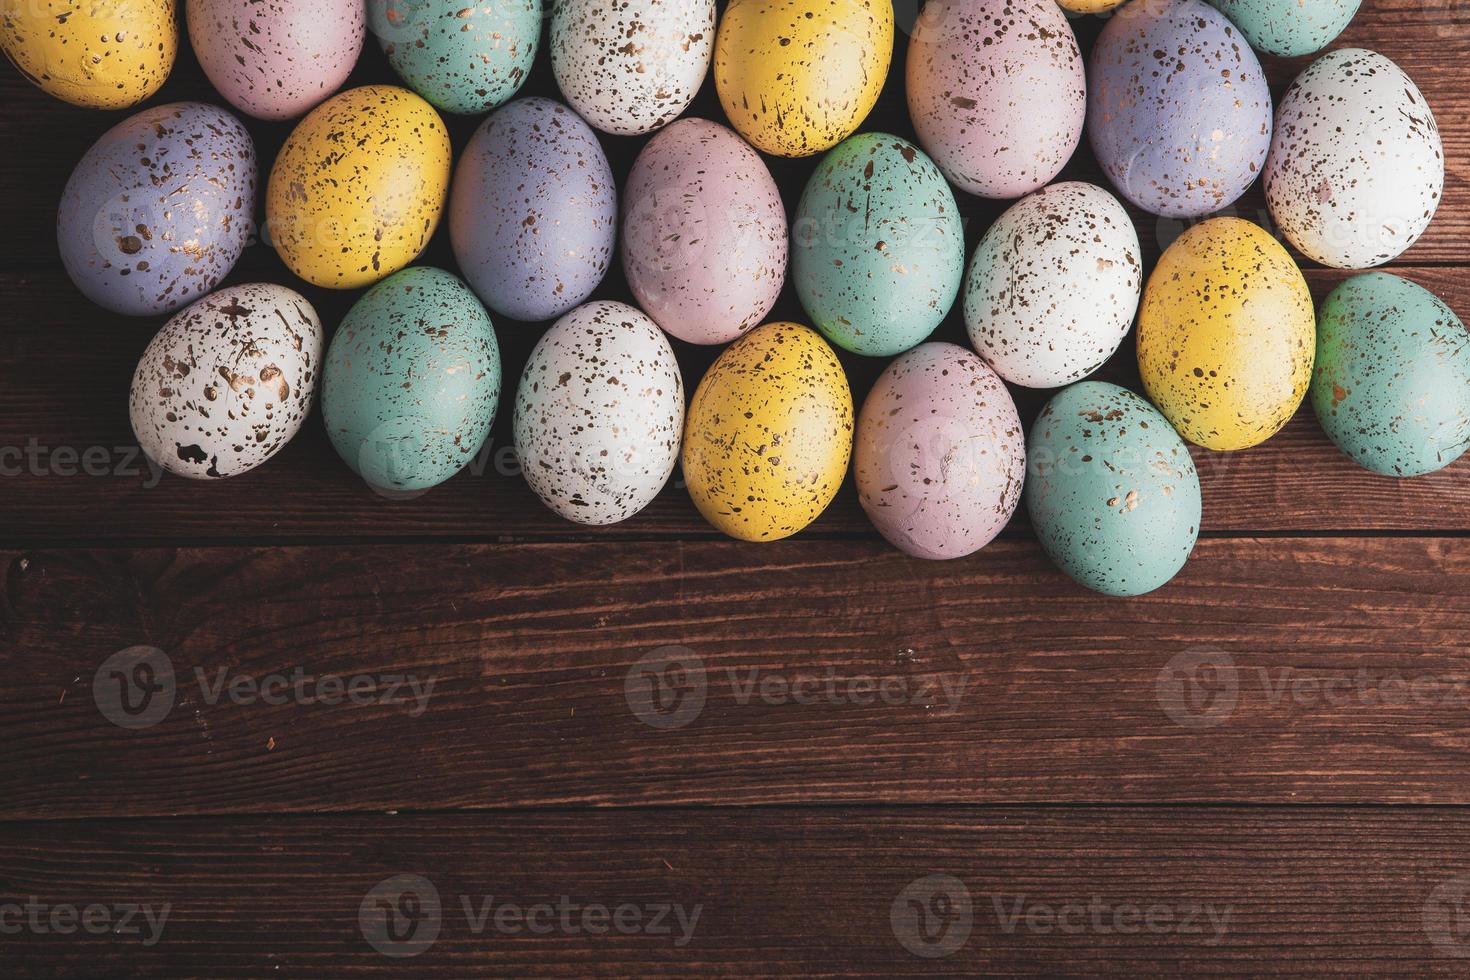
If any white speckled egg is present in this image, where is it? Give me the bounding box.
[964,182,1142,389]
[552,0,715,136]
[515,301,685,525]
[130,284,323,480]
[1265,48,1444,269]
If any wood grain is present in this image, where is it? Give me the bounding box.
[5,536,1470,818]
[3,807,1470,976]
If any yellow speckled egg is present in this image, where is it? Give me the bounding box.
[1056,0,1128,12]
[714,0,892,158]
[683,322,854,541]
[1,0,177,109]
[266,85,451,290]
[1138,217,1315,451]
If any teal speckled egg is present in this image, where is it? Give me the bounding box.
[793,133,964,358]
[1311,273,1470,478]
[324,267,502,492]
[370,0,542,115]
[1027,382,1202,597]
[1207,0,1359,58]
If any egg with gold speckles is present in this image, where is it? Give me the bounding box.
[907,0,1085,200]
[1027,381,1202,597]
[1088,0,1273,219]
[130,284,323,480]
[267,85,451,290]
[1138,217,1315,452]
[323,267,501,493]
[1207,0,1359,57]
[856,343,1024,560]
[515,302,685,525]
[450,97,617,322]
[552,0,714,136]
[59,102,257,317]
[793,133,964,358]
[1,0,176,109]
[1312,273,1470,477]
[683,323,854,541]
[370,0,541,115]
[714,0,892,159]
[189,0,364,120]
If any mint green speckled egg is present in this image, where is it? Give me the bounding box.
[793,133,964,358]
[1027,382,1202,597]
[371,0,542,115]
[324,267,502,492]
[1207,0,1359,58]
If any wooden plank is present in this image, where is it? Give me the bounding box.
[5,536,1470,817]
[3,807,1469,975]
[3,265,1469,542]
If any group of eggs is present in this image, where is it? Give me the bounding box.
[4,0,1465,597]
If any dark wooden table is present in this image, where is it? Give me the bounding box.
[3,0,1469,974]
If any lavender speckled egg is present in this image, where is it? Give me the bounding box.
[1088,0,1273,219]
[188,0,365,120]
[1027,382,1202,597]
[450,98,617,323]
[793,133,964,358]
[1207,0,1359,58]
[130,284,322,480]
[855,342,1024,560]
[59,102,256,317]
[552,0,714,136]
[1311,273,1470,477]
[906,0,1085,200]
[964,182,1142,389]
[1265,49,1443,270]
[323,267,501,493]
[515,301,685,525]
[370,0,542,115]
[622,118,786,346]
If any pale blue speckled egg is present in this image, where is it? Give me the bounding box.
[323,267,502,492]
[1027,382,1202,597]
[370,0,542,115]
[1207,0,1359,58]
[1311,273,1470,478]
[793,133,964,358]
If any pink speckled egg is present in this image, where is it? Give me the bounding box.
[622,119,787,346]
[188,0,365,120]
[906,0,1086,199]
[855,342,1025,560]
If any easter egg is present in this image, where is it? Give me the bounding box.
[370,0,541,115]
[906,0,1085,199]
[683,323,853,541]
[59,102,256,317]
[515,302,685,525]
[1027,382,1202,597]
[450,97,617,322]
[714,0,892,158]
[1265,49,1443,270]
[1056,0,1127,11]
[1311,273,1470,477]
[1088,0,1273,218]
[188,0,364,120]
[1207,0,1359,58]
[323,267,501,493]
[1137,217,1315,451]
[130,284,322,480]
[267,85,451,290]
[622,118,787,346]
[793,133,963,358]
[964,182,1141,389]
[552,0,714,136]
[855,342,1024,560]
[1,0,176,109]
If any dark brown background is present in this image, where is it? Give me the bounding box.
[3,0,1470,974]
